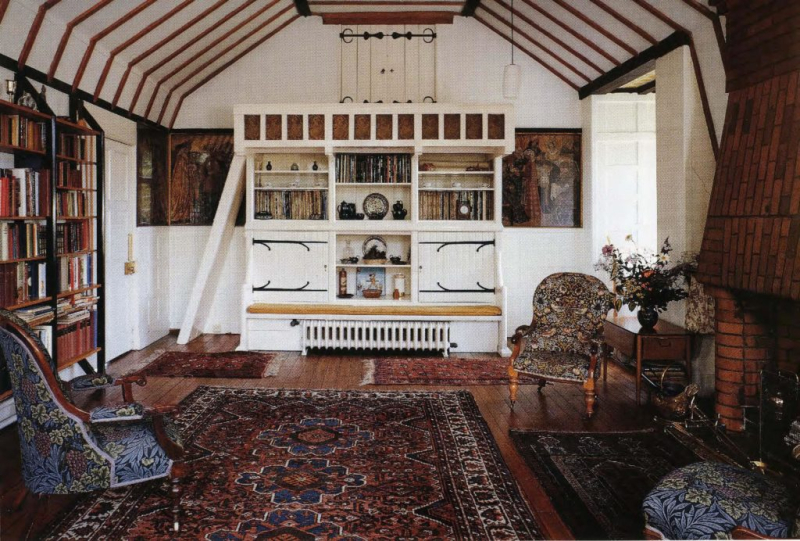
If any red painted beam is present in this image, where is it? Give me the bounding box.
[18,0,63,70]
[48,0,116,82]
[551,0,638,57]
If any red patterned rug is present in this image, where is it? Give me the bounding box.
[48,387,541,539]
[135,351,278,378]
[362,357,537,386]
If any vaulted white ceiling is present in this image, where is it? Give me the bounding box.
[0,0,724,129]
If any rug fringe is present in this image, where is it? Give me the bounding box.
[126,348,166,375]
[264,355,282,377]
[360,359,375,386]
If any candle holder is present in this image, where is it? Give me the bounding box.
[5,79,16,102]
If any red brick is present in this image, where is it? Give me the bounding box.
[717,369,746,383]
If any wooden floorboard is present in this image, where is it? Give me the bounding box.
[0,333,658,540]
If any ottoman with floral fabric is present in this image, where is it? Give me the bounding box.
[642,462,800,539]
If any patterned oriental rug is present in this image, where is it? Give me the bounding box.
[49,387,542,539]
[362,357,536,386]
[135,351,278,378]
[510,429,708,540]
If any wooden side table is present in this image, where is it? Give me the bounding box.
[603,315,693,405]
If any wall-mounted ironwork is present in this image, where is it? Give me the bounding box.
[420,240,495,252]
[420,282,495,294]
[340,28,436,43]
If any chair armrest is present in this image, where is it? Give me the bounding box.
[114,375,148,403]
[146,405,185,460]
[70,373,116,392]
[730,526,774,539]
[511,319,538,345]
[89,402,146,423]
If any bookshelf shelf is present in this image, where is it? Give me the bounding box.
[255,187,328,191]
[0,99,51,120]
[0,143,46,156]
[58,348,102,371]
[0,255,47,264]
[56,186,96,192]
[418,171,493,176]
[58,215,96,221]
[55,118,100,135]
[57,285,101,299]
[7,297,53,311]
[255,170,328,175]
[57,249,95,258]
[0,215,47,220]
[56,154,97,165]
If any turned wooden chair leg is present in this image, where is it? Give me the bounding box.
[537,378,547,392]
[508,364,519,408]
[583,377,597,418]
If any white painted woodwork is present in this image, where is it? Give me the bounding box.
[418,232,496,304]
[103,140,137,361]
[177,155,246,345]
[251,232,329,303]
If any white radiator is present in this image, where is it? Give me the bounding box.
[301,320,451,356]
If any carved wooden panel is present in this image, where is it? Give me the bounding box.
[466,114,483,140]
[488,114,505,140]
[354,114,371,140]
[376,114,392,140]
[265,115,282,140]
[308,114,325,140]
[287,115,303,140]
[333,115,349,140]
[444,114,461,140]
[398,114,414,139]
[244,115,260,140]
[422,114,439,139]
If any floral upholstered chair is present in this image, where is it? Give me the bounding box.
[643,462,800,539]
[508,273,614,418]
[0,310,185,531]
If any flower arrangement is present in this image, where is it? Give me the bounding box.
[595,237,697,313]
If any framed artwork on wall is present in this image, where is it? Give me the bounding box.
[136,125,169,226]
[169,130,235,225]
[502,128,582,228]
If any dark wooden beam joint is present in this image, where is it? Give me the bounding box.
[322,11,455,25]
[294,0,311,16]
[461,0,480,16]
[579,31,690,99]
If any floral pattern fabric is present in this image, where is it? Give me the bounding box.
[643,462,798,539]
[70,373,116,391]
[0,310,176,493]
[513,273,613,379]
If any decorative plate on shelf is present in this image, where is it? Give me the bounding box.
[363,193,389,220]
[362,236,387,264]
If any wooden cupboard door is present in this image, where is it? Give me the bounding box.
[252,235,328,303]
[418,233,495,303]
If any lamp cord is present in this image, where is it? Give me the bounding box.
[511,0,515,65]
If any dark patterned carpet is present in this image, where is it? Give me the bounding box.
[362,357,536,386]
[49,387,541,539]
[510,429,707,540]
[135,351,277,378]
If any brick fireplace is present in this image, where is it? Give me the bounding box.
[698,0,800,430]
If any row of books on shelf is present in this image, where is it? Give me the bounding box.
[0,221,46,261]
[0,261,46,307]
[419,191,495,221]
[16,304,54,324]
[0,114,46,152]
[58,134,94,161]
[56,191,94,218]
[0,168,51,217]
[57,222,92,254]
[57,162,94,189]
[254,190,328,220]
[56,309,97,362]
[57,294,97,317]
[335,154,411,184]
[59,253,94,293]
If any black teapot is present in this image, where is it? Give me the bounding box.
[392,200,407,220]
[338,201,356,219]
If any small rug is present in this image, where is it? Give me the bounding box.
[510,429,711,540]
[49,387,541,539]
[361,357,536,385]
[135,351,278,378]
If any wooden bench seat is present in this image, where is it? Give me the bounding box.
[247,303,502,317]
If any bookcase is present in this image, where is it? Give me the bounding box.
[0,98,105,412]
[237,104,513,356]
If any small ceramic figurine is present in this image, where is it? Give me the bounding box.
[266,161,272,171]
[392,200,407,220]
[312,161,319,171]
[290,163,299,171]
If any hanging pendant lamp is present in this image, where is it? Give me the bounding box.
[503,0,521,99]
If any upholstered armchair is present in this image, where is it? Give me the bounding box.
[508,273,614,417]
[0,310,185,531]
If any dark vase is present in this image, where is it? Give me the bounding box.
[637,306,659,330]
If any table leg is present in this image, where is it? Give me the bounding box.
[685,337,692,382]
[603,343,609,381]
[636,336,643,406]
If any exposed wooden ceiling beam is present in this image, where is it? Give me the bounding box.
[112,0,229,109]
[93,0,196,102]
[461,0,480,16]
[551,0,637,57]
[0,0,10,25]
[475,14,579,91]
[679,0,716,20]
[519,0,619,65]
[589,0,658,45]
[133,0,262,117]
[72,0,159,92]
[18,0,63,70]
[479,4,591,82]
[320,12,456,25]
[157,3,295,124]
[48,0,116,81]
[169,16,300,128]
[493,0,603,74]
[310,1,461,5]
[294,0,311,16]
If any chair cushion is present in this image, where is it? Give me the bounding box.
[513,346,592,382]
[643,462,797,540]
[91,421,173,487]
[70,374,116,391]
[89,403,145,423]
